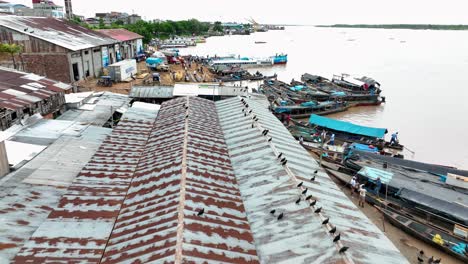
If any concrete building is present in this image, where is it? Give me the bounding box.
[64,0,72,19]
[15,0,65,18]
[96,29,143,60]
[0,67,70,131]
[90,11,142,26]
[0,2,27,14]
[0,15,121,83]
[127,14,142,24]
[0,95,409,263]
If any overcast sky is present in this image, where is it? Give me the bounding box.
[11,0,468,25]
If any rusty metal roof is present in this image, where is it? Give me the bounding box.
[13,97,259,263]
[96,29,143,42]
[0,15,116,51]
[216,95,409,264]
[0,126,112,262]
[12,106,159,263]
[0,67,70,111]
[101,97,259,263]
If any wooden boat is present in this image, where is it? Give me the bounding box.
[273,101,349,118]
[378,206,468,263]
[324,167,468,242]
[290,116,404,151]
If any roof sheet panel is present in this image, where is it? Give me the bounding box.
[216,95,409,264]
[101,96,259,263]
[0,15,116,51]
[12,107,158,263]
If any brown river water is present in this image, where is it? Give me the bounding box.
[180,26,468,169]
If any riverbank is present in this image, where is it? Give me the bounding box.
[327,173,463,264]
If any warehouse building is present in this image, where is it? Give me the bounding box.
[96,29,143,60]
[0,67,70,131]
[0,15,120,83]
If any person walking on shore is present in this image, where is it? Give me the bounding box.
[390,132,399,145]
[350,177,357,197]
[286,114,291,126]
[358,184,366,207]
[330,133,335,146]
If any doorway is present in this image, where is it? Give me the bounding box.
[72,63,79,81]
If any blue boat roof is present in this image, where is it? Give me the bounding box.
[309,114,387,138]
[350,143,380,153]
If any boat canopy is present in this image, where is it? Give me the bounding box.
[358,166,394,184]
[398,188,468,226]
[309,114,387,138]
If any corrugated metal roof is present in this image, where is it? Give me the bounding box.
[58,92,131,126]
[101,97,259,263]
[96,29,143,42]
[0,15,116,51]
[0,126,112,262]
[13,106,159,263]
[0,67,69,111]
[129,85,174,98]
[216,95,409,264]
[173,83,250,97]
[13,98,259,263]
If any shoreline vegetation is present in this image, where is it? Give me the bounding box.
[317,24,468,30]
[72,17,225,43]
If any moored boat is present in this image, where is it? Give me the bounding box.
[290,115,404,151]
[377,206,468,263]
[272,54,287,64]
[273,101,349,118]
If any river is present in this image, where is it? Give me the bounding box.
[179,26,468,169]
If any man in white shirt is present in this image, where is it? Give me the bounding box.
[350,177,356,197]
[359,184,366,208]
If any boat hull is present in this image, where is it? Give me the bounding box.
[379,207,468,263]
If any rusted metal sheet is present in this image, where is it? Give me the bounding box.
[101,97,259,263]
[0,67,69,113]
[13,98,259,263]
[96,29,143,42]
[216,96,409,264]
[0,127,112,262]
[0,16,116,52]
[13,107,159,263]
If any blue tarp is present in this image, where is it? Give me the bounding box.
[331,91,346,97]
[350,143,379,153]
[146,57,163,66]
[300,101,317,107]
[290,85,304,91]
[358,166,394,184]
[309,114,387,138]
[274,107,291,113]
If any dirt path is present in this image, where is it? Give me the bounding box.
[77,61,215,94]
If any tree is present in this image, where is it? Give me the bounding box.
[99,18,106,29]
[0,43,22,69]
[213,21,224,32]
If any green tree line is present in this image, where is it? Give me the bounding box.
[124,19,213,43]
[71,17,223,43]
